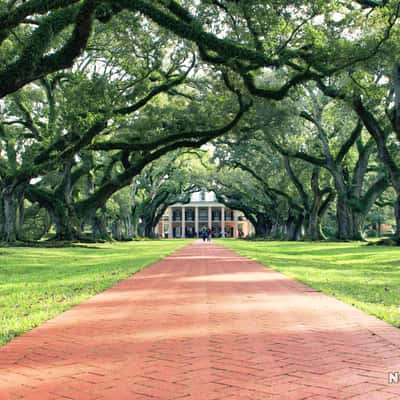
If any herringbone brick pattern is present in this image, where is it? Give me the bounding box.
[1,242,400,399]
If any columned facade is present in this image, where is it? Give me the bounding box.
[156,191,253,239]
[195,207,199,234]
[181,206,185,238]
[221,207,225,237]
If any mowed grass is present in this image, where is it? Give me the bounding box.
[0,240,190,346]
[217,240,400,328]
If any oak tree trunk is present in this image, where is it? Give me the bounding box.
[3,191,17,242]
[336,195,353,240]
[92,209,110,240]
[111,219,123,241]
[0,194,4,240]
[50,204,79,241]
[394,196,400,239]
[351,211,366,241]
[309,206,323,241]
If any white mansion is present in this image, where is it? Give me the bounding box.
[156,191,254,238]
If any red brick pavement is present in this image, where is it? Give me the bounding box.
[1,242,400,400]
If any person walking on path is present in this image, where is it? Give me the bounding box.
[201,228,208,242]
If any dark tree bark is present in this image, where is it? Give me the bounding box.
[336,194,353,240]
[352,94,400,239]
[253,213,273,237]
[50,203,80,241]
[3,189,17,242]
[0,192,4,240]
[123,216,133,239]
[286,212,304,241]
[231,160,306,239]
[15,191,25,240]
[308,169,331,241]
[144,223,155,238]
[25,184,80,241]
[92,209,110,240]
[316,77,397,240]
[272,110,387,240]
[284,159,333,240]
[395,196,400,238]
[0,183,25,242]
[111,219,123,241]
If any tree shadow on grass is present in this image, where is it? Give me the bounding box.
[0,241,106,249]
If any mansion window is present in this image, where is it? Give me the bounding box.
[198,208,208,221]
[185,209,195,221]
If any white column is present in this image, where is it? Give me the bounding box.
[208,206,212,229]
[181,206,186,238]
[233,210,238,238]
[195,207,199,237]
[168,207,173,238]
[221,206,225,237]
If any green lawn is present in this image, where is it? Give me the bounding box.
[217,240,400,328]
[0,240,190,346]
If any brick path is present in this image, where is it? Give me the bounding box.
[1,242,400,400]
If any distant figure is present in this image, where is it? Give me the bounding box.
[206,228,212,242]
[201,228,208,242]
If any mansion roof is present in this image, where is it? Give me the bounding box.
[171,191,225,207]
